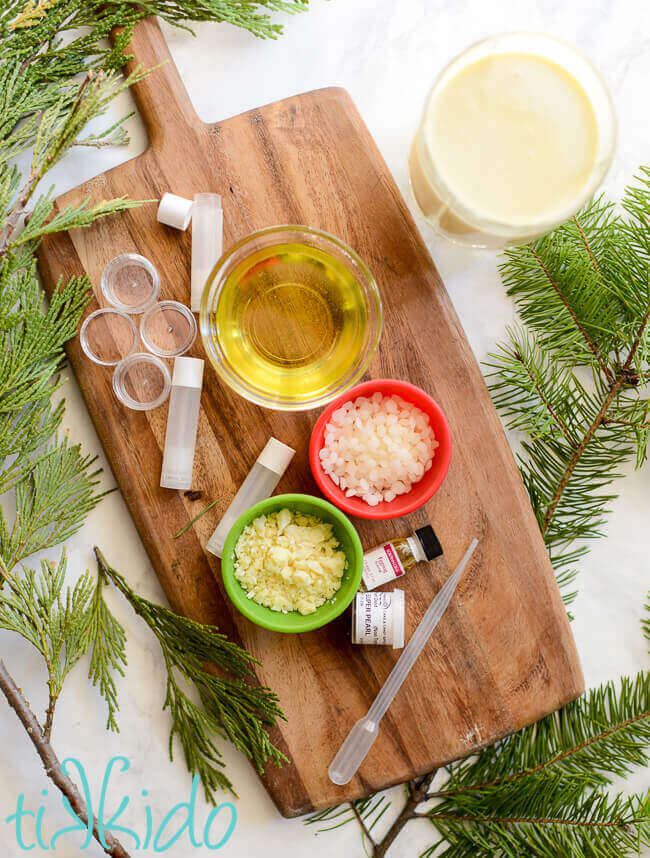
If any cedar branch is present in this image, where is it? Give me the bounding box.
[0,659,131,858]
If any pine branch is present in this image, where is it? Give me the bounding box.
[94,547,288,803]
[432,674,650,799]
[486,170,650,605]
[421,790,650,858]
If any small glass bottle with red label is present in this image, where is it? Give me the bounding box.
[361,525,442,591]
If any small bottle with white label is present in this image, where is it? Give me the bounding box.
[160,357,204,490]
[351,590,405,649]
[362,525,442,591]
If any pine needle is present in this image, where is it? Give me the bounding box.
[173,498,220,538]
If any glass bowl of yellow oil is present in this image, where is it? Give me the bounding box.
[200,226,383,411]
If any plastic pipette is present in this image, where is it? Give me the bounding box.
[329,537,479,785]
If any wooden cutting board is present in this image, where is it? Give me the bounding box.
[37,17,584,817]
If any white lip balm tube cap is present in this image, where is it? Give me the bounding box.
[160,357,205,491]
[205,437,295,558]
[256,437,296,474]
[191,193,223,313]
[158,193,194,230]
[172,355,204,388]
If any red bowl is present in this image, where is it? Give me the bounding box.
[309,379,452,520]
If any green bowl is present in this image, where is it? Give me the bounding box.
[221,494,363,633]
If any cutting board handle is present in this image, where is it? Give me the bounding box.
[118,17,203,149]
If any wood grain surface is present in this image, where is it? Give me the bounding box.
[37,17,584,817]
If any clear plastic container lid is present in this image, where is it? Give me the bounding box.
[112,352,171,411]
[140,300,197,358]
[101,253,161,314]
[79,308,138,366]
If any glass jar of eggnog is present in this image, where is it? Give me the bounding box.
[409,33,616,248]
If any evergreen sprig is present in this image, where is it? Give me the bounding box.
[486,169,650,606]
[95,547,287,802]
[310,671,650,858]
[0,439,108,570]
[87,567,127,733]
[0,552,127,738]
[422,789,650,858]
[437,674,650,796]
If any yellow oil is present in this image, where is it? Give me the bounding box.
[212,243,368,403]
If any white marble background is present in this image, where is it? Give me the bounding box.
[1,0,648,856]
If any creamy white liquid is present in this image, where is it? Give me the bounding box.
[410,51,601,242]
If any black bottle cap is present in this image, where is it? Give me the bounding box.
[415,525,443,561]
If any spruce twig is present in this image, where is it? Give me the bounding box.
[486,169,650,605]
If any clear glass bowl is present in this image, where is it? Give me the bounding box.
[200,225,383,412]
[409,32,617,248]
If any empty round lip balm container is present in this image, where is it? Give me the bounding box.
[101,253,161,314]
[112,352,171,411]
[140,300,197,358]
[79,308,138,366]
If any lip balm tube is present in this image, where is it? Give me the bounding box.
[206,438,295,558]
[160,357,204,490]
[191,193,223,312]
